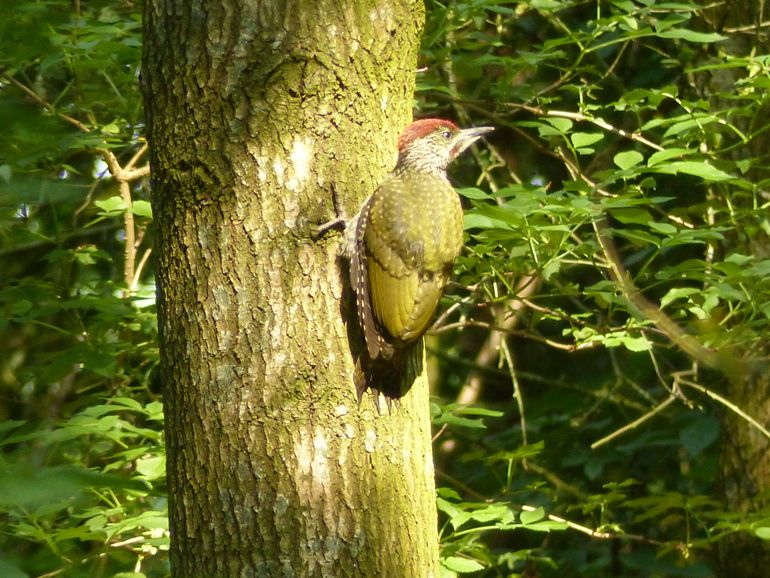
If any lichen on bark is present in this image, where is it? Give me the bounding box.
[144,1,438,576]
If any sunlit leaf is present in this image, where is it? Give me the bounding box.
[442,556,485,573]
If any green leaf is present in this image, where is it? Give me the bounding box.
[457,187,489,199]
[437,497,472,530]
[616,333,652,352]
[432,414,488,429]
[470,504,515,524]
[648,221,677,234]
[647,148,693,166]
[528,0,562,11]
[135,455,166,480]
[571,132,604,148]
[0,465,147,507]
[436,487,462,501]
[611,208,652,225]
[110,396,143,410]
[524,519,570,532]
[463,212,512,231]
[542,117,573,135]
[652,161,733,182]
[755,527,770,540]
[95,195,127,216]
[657,29,726,43]
[614,151,644,170]
[520,507,545,525]
[10,299,33,316]
[446,405,504,418]
[660,287,700,308]
[486,442,545,465]
[442,556,485,573]
[101,122,121,134]
[663,116,718,138]
[132,200,153,218]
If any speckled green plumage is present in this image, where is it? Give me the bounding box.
[348,119,493,404]
[364,170,463,346]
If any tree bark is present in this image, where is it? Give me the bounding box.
[698,2,770,575]
[143,2,437,576]
[718,373,770,575]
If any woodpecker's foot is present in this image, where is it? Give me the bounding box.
[311,216,346,239]
[312,183,348,239]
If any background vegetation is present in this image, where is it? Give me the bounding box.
[1,0,768,576]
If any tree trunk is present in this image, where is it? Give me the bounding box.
[142,2,437,576]
[718,373,770,575]
[698,2,770,575]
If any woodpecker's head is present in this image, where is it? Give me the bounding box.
[395,119,494,175]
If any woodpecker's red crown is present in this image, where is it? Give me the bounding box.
[394,119,493,174]
[397,119,460,152]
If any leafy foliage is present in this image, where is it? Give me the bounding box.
[3,0,770,577]
[419,0,770,576]
[1,1,161,576]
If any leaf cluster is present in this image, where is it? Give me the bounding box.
[1,2,161,577]
[419,0,770,575]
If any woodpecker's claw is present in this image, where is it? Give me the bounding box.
[311,216,346,239]
[312,182,349,239]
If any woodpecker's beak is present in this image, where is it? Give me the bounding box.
[453,126,495,156]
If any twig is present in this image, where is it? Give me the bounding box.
[2,73,90,132]
[124,142,148,171]
[432,423,449,443]
[677,376,770,441]
[431,319,595,351]
[501,336,528,450]
[102,151,137,291]
[591,395,677,450]
[506,102,665,152]
[519,504,664,545]
[132,248,153,292]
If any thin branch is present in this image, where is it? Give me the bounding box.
[677,376,770,441]
[591,395,677,450]
[519,504,664,545]
[723,20,770,33]
[131,248,153,292]
[501,336,528,450]
[431,319,594,352]
[123,164,151,181]
[506,102,665,152]
[2,73,90,132]
[432,423,449,443]
[102,151,137,291]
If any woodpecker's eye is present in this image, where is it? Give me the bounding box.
[441,130,452,140]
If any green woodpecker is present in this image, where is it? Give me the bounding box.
[347,119,493,404]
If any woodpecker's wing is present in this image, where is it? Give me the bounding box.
[363,172,460,353]
[350,197,394,360]
[367,256,444,343]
